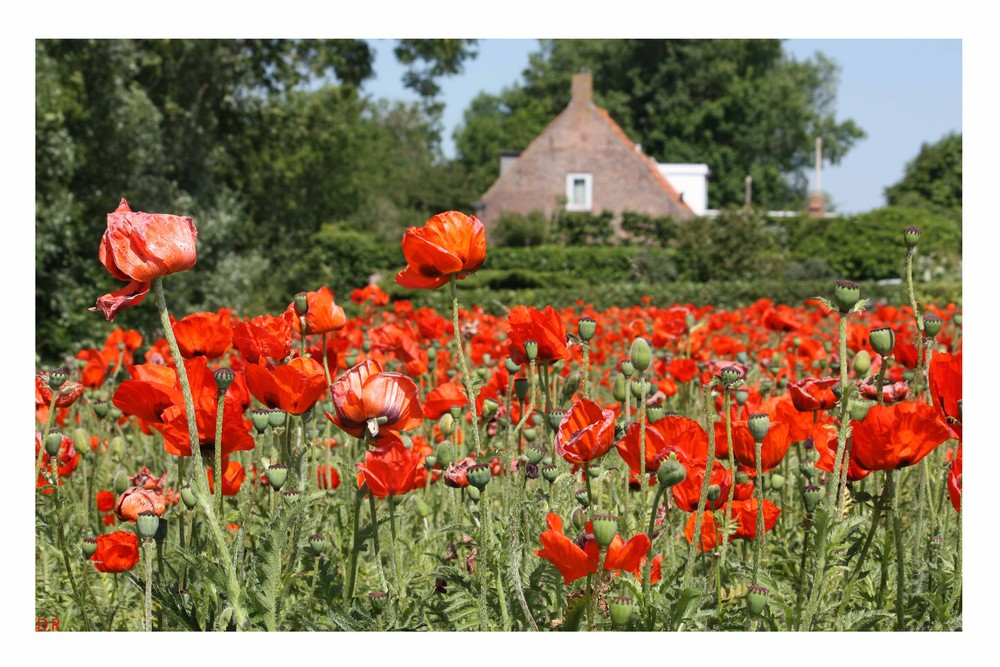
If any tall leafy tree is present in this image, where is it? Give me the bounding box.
[884,132,962,215]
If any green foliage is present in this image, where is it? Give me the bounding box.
[670,208,785,282]
[885,133,962,214]
[553,210,615,245]
[491,210,551,247]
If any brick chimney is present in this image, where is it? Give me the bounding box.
[571,70,593,106]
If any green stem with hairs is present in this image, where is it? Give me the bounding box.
[36,390,60,483]
[753,437,764,584]
[718,388,737,569]
[837,470,892,622]
[683,383,718,590]
[214,390,225,517]
[143,539,153,631]
[450,275,482,454]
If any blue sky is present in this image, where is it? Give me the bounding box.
[362,39,961,215]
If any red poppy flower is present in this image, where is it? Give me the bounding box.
[505,305,569,365]
[92,198,198,321]
[422,381,469,420]
[929,351,962,440]
[35,373,84,409]
[114,486,167,522]
[728,498,781,541]
[356,433,423,497]
[668,357,698,383]
[245,356,327,415]
[615,417,691,478]
[96,490,116,513]
[684,511,723,552]
[812,419,871,482]
[326,359,423,439]
[284,286,347,335]
[555,398,616,465]
[534,513,650,584]
[948,444,962,512]
[858,377,910,404]
[761,306,802,332]
[129,466,167,493]
[395,211,486,290]
[172,310,233,359]
[318,465,342,490]
[788,377,839,412]
[444,456,478,488]
[850,402,954,471]
[731,420,792,473]
[90,531,141,573]
[672,458,732,512]
[207,459,247,497]
[232,314,293,365]
[351,284,390,307]
[35,432,79,494]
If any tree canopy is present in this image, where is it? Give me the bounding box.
[884,132,962,215]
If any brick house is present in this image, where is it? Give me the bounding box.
[475,72,698,229]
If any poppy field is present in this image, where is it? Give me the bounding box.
[34,204,962,632]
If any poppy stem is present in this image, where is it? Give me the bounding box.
[718,388,736,570]
[637,376,649,519]
[837,469,891,622]
[367,491,389,595]
[321,333,332,387]
[387,494,404,599]
[683,382,718,591]
[214,393,225,518]
[891,468,906,629]
[35,391,60,484]
[582,340,591,400]
[449,275,482,455]
[905,251,926,397]
[874,354,890,405]
[794,510,813,628]
[753,438,764,585]
[143,538,153,631]
[345,483,365,602]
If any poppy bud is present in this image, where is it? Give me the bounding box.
[923,314,943,338]
[369,591,387,612]
[746,585,769,617]
[719,366,742,387]
[630,379,646,401]
[760,378,773,393]
[294,292,309,315]
[250,409,270,434]
[748,413,770,443]
[523,340,538,361]
[467,464,492,491]
[630,338,652,373]
[361,340,372,353]
[849,399,874,422]
[953,313,962,327]
[592,514,618,549]
[82,537,98,558]
[44,430,63,456]
[306,534,327,556]
[267,464,288,491]
[345,353,358,367]
[735,470,750,485]
[609,595,635,628]
[526,443,545,465]
[475,367,490,381]
[620,360,635,378]
[113,471,129,495]
[268,409,286,428]
[612,375,627,402]
[575,488,590,507]
[137,511,160,539]
[505,357,520,374]
[578,317,597,342]
[213,367,235,393]
[482,398,499,419]
[108,406,123,420]
[647,404,665,423]
[903,226,921,249]
[833,280,861,314]
[436,414,456,440]
[467,485,481,502]
[736,351,749,365]
[802,484,823,513]
[283,489,300,503]
[769,473,785,490]
[413,497,432,518]
[800,460,815,481]
[853,350,871,377]
[735,388,749,406]
[514,378,530,403]
[47,368,69,391]
[542,465,559,483]
[155,517,169,542]
[437,443,456,468]
[181,484,197,509]
[707,485,721,502]
[657,454,687,488]
[547,410,566,431]
[109,436,125,463]
[93,400,110,419]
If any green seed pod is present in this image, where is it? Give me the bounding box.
[180,484,197,509]
[523,340,538,361]
[719,366,742,387]
[612,375,627,402]
[853,350,872,377]
[137,511,160,540]
[514,378,530,403]
[735,470,750,485]
[526,443,546,465]
[802,485,823,513]
[369,591,387,612]
[833,280,861,314]
[923,314,944,338]
[748,413,770,443]
[800,461,815,481]
[110,436,125,463]
[294,292,309,314]
[541,465,559,483]
[437,442,456,468]
[466,485,481,502]
[424,455,437,470]
[548,410,566,431]
[47,368,69,391]
[769,473,785,490]
[647,404,665,423]
[113,471,129,495]
[449,405,463,422]
[849,399,875,422]
[345,354,358,367]
[482,398,499,419]
[44,430,64,457]
[475,367,490,381]
[630,338,652,372]
[656,455,686,488]
[306,534,327,556]
[747,585,769,617]
[282,489,301,503]
[609,595,635,629]
[268,409,286,428]
[466,464,492,491]
[575,488,590,508]
[578,317,597,342]
[267,464,288,491]
[523,427,538,442]
[82,537,98,559]
[213,367,235,393]
[953,313,962,327]
[505,357,521,374]
[735,387,749,406]
[707,485,721,502]
[93,400,110,419]
[482,353,493,366]
[108,406,123,421]
[592,514,619,549]
[361,340,372,353]
[413,497,432,518]
[620,360,635,378]
[903,226,921,249]
[250,408,270,433]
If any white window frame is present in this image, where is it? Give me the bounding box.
[565,172,593,212]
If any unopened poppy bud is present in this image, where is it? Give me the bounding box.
[44,430,63,456]
[437,443,456,468]
[514,378,530,403]
[833,280,861,314]
[719,366,741,387]
[748,413,770,443]
[475,368,490,382]
[293,292,309,315]
[747,585,769,616]
[620,360,635,378]
[630,379,646,400]
[181,484,196,509]
[345,353,358,366]
[707,485,721,502]
[413,497,432,518]
[735,388,749,406]
[369,591,387,612]
[592,514,619,549]
[361,340,372,353]
[267,464,288,491]
[800,460,815,481]
[903,226,921,249]
[137,511,160,539]
[630,338,652,372]
[802,484,823,512]
[923,314,943,338]
[82,537,98,558]
[108,406,123,420]
[437,413,456,438]
[735,470,750,485]
[523,427,538,442]
[760,378,773,393]
[542,465,559,483]
[647,404,665,423]
[612,375,627,402]
[505,357,520,374]
[93,400,110,419]
[849,399,874,422]
[467,485,481,502]
[482,398,499,419]
[609,595,635,628]
[212,367,234,393]
[306,534,326,556]
[467,464,491,491]
[575,488,590,507]
[769,473,785,490]
[110,436,125,462]
[657,455,687,488]
[523,340,538,361]
[578,317,597,342]
[112,471,129,495]
[268,409,286,428]
[47,368,69,391]
[525,443,545,466]
[853,350,871,377]
[953,313,962,327]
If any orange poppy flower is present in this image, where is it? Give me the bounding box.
[245,356,327,415]
[811,419,871,482]
[684,511,723,552]
[672,458,732,512]
[232,314,293,365]
[171,310,233,359]
[395,211,486,290]
[534,513,651,584]
[35,432,79,494]
[90,531,141,573]
[207,459,247,497]
[318,465,342,490]
[760,394,814,443]
[114,486,166,522]
[422,381,469,420]
[555,398,616,465]
[92,198,197,321]
[929,351,962,440]
[668,357,698,383]
[356,433,423,497]
[351,284,390,307]
[505,305,569,365]
[35,373,84,409]
[788,377,839,412]
[326,359,423,439]
[96,490,116,513]
[731,420,792,473]
[615,417,691,477]
[948,444,962,512]
[728,498,781,540]
[850,402,954,470]
[284,286,347,335]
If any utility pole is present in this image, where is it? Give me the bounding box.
[808,136,826,218]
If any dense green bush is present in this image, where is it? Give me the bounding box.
[490,210,550,247]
